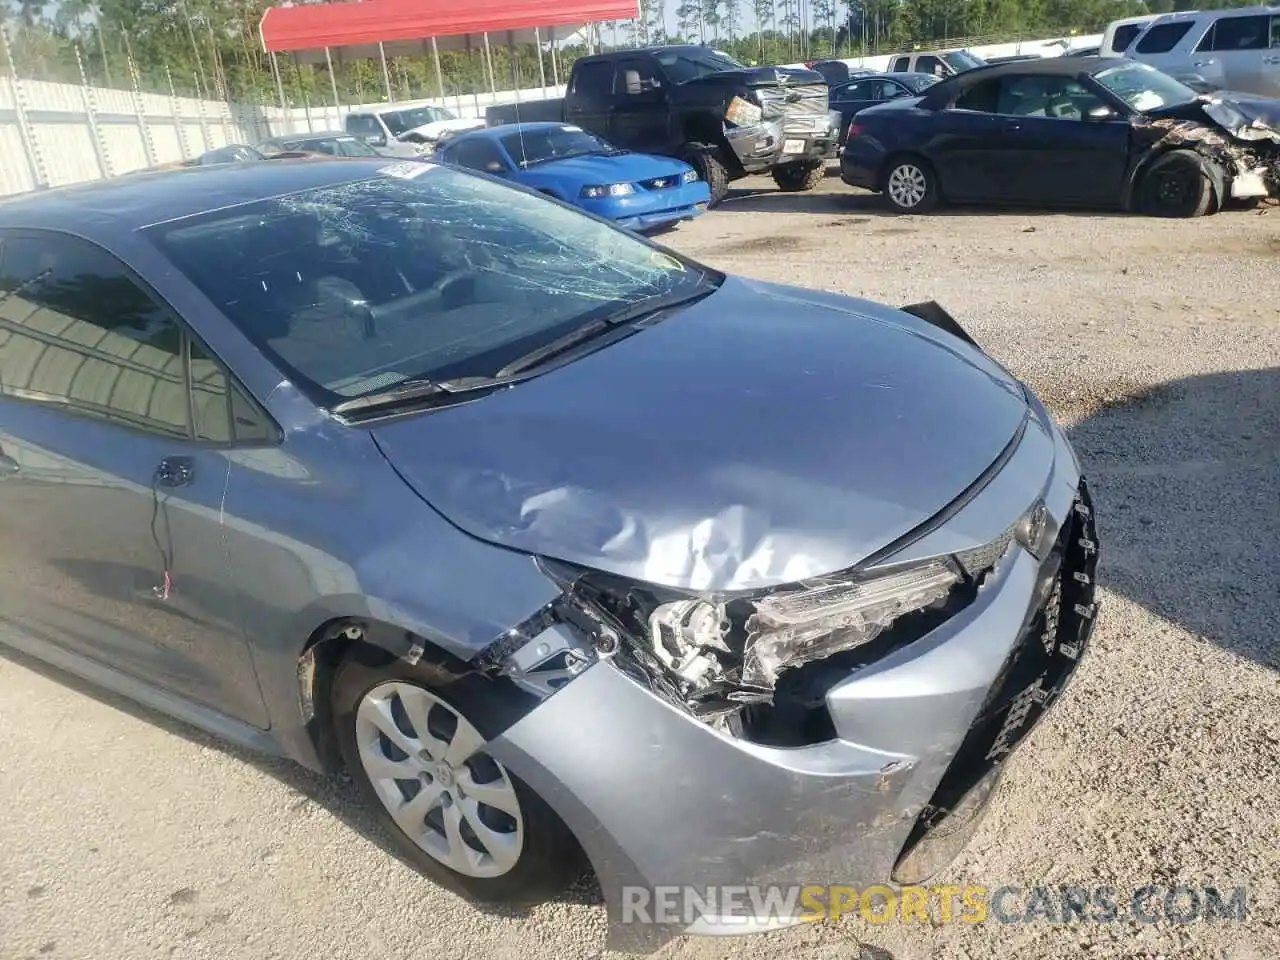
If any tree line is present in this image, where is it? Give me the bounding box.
[0,0,1264,107]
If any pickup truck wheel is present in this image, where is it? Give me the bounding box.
[882,156,938,213]
[687,149,730,205]
[1138,149,1214,218]
[332,643,583,905]
[772,159,825,192]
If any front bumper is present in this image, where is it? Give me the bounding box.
[576,181,712,230]
[726,111,842,174]
[490,415,1098,952]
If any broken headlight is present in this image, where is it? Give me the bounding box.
[743,560,962,686]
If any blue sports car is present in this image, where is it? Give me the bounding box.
[434,122,710,231]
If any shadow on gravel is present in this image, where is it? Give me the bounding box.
[718,186,1141,220]
[0,641,605,916]
[1064,367,1280,671]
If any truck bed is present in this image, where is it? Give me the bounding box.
[485,98,566,127]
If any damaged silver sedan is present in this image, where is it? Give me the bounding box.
[0,159,1098,953]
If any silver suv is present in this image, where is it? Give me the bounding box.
[1122,6,1280,98]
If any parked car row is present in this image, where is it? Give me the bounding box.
[150,40,1279,225]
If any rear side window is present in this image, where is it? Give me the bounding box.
[571,61,614,96]
[891,56,911,72]
[953,78,1001,113]
[1135,22,1194,54]
[915,55,945,76]
[1111,23,1145,53]
[0,232,275,444]
[345,114,382,137]
[1196,15,1274,53]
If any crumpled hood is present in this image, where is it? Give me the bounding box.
[1148,94,1280,142]
[371,277,1031,593]
[401,118,485,141]
[526,151,691,184]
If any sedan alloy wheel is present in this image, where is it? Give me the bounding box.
[355,680,524,878]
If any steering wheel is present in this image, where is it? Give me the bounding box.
[430,268,479,308]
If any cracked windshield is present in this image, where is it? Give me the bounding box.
[147,164,704,405]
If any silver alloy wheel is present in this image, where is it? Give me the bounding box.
[887,163,928,209]
[355,681,524,878]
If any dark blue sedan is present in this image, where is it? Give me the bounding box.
[434,122,710,231]
[840,57,1279,217]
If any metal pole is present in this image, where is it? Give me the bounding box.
[181,2,210,99]
[431,37,446,101]
[294,57,315,132]
[165,65,191,160]
[378,42,393,102]
[0,24,48,190]
[550,27,560,86]
[534,27,547,91]
[270,51,288,116]
[122,32,159,167]
[75,44,112,178]
[482,32,496,96]
[324,46,341,112]
[96,18,113,87]
[194,72,212,149]
[507,31,520,102]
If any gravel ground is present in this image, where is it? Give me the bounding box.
[2,173,1278,960]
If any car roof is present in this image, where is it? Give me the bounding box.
[917,55,1125,106]
[446,122,578,144]
[0,158,397,236]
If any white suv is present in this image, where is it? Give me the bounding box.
[1121,6,1280,99]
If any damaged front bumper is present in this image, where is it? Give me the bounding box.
[481,383,1099,952]
[725,110,842,174]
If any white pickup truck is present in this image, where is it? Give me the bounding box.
[343,103,485,157]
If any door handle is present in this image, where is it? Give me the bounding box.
[1264,56,1280,65]
[154,456,195,488]
[1192,59,1214,67]
[0,452,19,477]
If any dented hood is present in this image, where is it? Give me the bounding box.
[370,277,1031,593]
[1147,94,1280,141]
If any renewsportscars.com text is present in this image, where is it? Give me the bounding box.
[621,884,1249,927]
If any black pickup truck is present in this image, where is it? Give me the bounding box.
[485,45,841,203]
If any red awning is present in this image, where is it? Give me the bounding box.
[260,0,638,54]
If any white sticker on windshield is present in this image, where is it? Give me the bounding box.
[379,161,435,180]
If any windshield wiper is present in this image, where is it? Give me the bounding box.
[496,285,716,379]
[331,375,503,415]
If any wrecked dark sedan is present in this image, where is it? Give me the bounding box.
[0,159,1099,952]
[842,57,1279,216]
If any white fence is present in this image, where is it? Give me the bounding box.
[0,76,565,197]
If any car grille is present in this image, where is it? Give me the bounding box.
[639,175,681,191]
[892,477,1100,879]
[757,83,829,120]
[781,115,834,135]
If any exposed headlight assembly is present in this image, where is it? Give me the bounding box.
[644,525,1024,693]
[744,560,961,686]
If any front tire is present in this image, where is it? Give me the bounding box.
[771,159,825,192]
[1138,149,1213,218]
[332,644,581,904]
[882,155,938,214]
[685,146,730,206]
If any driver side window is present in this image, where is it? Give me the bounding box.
[996,75,1107,120]
[449,139,508,174]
